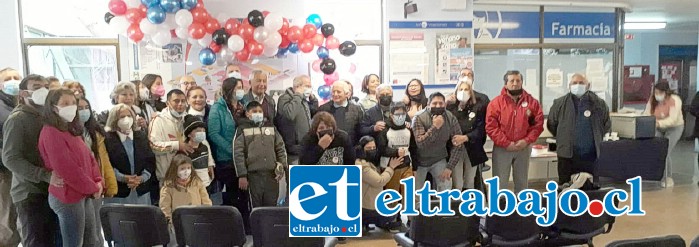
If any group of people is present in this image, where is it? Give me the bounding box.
[0,62,687,246]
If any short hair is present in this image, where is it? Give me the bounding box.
[19,74,47,90]
[46,76,60,83]
[376,84,393,95]
[164,154,199,187]
[570,73,588,84]
[179,75,196,85]
[249,70,266,81]
[246,100,263,111]
[0,68,19,79]
[361,74,379,93]
[225,63,240,72]
[293,75,310,88]
[332,80,349,93]
[63,80,86,95]
[428,92,445,102]
[503,70,522,84]
[110,81,137,104]
[460,68,474,78]
[310,111,337,135]
[141,74,162,90]
[167,89,185,100]
[186,86,207,99]
[105,103,138,132]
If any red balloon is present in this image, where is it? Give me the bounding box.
[224,18,239,35]
[205,18,220,34]
[138,5,147,15]
[236,49,251,62]
[191,7,209,24]
[125,8,143,24]
[325,36,340,49]
[209,42,221,53]
[127,23,144,42]
[302,24,317,39]
[311,33,324,46]
[278,18,289,36]
[299,39,314,53]
[170,29,177,38]
[279,35,290,48]
[188,23,206,39]
[262,11,270,17]
[108,0,127,15]
[287,26,303,43]
[247,40,264,56]
[238,23,254,41]
[195,2,204,8]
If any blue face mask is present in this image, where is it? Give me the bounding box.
[251,113,264,123]
[570,84,587,97]
[235,89,245,100]
[78,109,91,124]
[392,114,406,126]
[2,79,20,96]
[193,132,206,143]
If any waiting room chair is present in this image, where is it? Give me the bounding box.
[690,234,699,247]
[100,204,170,247]
[250,207,338,247]
[394,201,481,247]
[543,188,618,247]
[482,198,543,246]
[605,235,686,247]
[172,206,247,247]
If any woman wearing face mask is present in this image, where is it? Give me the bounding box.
[402,79,428,120]
[187,86,210,123]
[38,89,103,246]
[446,81,488,190]
[99,81,148,129]
[140,74,167,112]
[159,154,212,224]
[103,104,156,205]
[644,81,684,187]
[300,112,356,165]
[359,74,381,110]
[357,136,402,232]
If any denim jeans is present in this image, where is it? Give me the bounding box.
[48,194,99,247]
[415,159,452,191]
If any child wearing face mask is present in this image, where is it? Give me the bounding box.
[159,154,212,224]
[182,115,216,188]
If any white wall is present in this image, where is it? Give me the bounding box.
[0,0,24,74]
[624,31,699,76]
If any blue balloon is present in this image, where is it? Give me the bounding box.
[160,0,181,13]
[199,48,216,66]
[316,46,329,59]
[141,0,160,8]
[288,43,299,53]
[318,85,331,99]
[277,47,289,57]
[306,14,322,29]
[181,0,197,10]
[147,6,166,24]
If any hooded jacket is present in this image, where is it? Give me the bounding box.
[233,118,287,177]
[149,107,185,180]
[486,88,544,148]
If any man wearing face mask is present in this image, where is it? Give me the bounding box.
[0,68,21,247]
[149,89,194,184]
[3,75,60,246]
[277,75,318,167]
[226,64,242,79]
[242,70,276,123]
[234,101,287,208]
[548,73,610,187]
[360,84,395,138]
[486,70,544,193]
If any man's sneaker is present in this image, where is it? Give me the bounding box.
[661,177,674,188]
[482,164,491,172]
[567,172,593,190]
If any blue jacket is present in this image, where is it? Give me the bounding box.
[207,97,237,162]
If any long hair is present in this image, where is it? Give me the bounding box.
[650,81,673,114]
[105,103,138,132]
[405,79,427,108]
[453,80,477,106]
[43,89,82,136]
[79,98,106,164]
[164,154,200,188]
[221,78,243,110]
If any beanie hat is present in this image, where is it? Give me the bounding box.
[183,114,206,139]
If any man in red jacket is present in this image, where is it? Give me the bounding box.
[485,70,544,193]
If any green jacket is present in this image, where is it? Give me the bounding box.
[233,118,287,177]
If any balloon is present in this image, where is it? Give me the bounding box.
[188,37,200,47]
[279,18,290,35]
[174,9,193,27]
[146,6,166,24]
[205,18,220,34]
[317,85,331,99]
[306,14,322,29]
[127,23,144,42]
[339,41,357,56]
[253,26,270,43]
[247,10,264,27]
[247,40,264,56]
[235,49,251,62]
[279,35,290,48]
[227,35,245,52]
[312,59,322,73]
[163,13,177,29]
[110,16,130,34]
[174,26,188,39]
[264,13,284,31]
[263,32,282,48]
[325,36,340,49]
[160,0,181,13]
[276,47,288,57]
[152,30,171,46]
[320,58,336,75]
[302,24,317,39]
[324,72,339,85]
[349,63,357,74]
[139,19,158,34]
[104,12,116,24]
[298,39,314,53]
[262,47,278,57]
[288,42,299,53]
[199,48,216,65]
[311,33,324,46]
[198,35,212,47]
[138,5,148,15]
[191,7,209,24]
[262,10,270,17]
[238,23,254,41]
[219,48,234,62]
[188,22,206,39]
[141,0,159,8]
[124,0,141,8]
[224,18,239,35]
[209,42,221,53]
[212,29,228,45]
[181,0,197,10]
[287,26,302,43]
[321,23,335,37]
[109,0,128,15]
[316,46,329,59]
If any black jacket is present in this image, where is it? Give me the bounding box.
[360,103,393,138]
[375,119,421,168]
[299,130,355,165]
[104,130,156,198]
[447,97,488,166]
[276,88,319,156]
[318,102,364,145]
[547,92,610,159]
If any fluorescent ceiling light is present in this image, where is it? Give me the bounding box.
[624,22,666,30]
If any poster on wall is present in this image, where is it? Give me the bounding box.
[162,44,183,63]
[389,32,428,85]
[436,33,473,84]
[660,61,683,91]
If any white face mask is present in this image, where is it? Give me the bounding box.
[228,72,242,79]
[457,90,471,102]
[31,87,49,106]
[655,94,666,102]
[57,105,77,122]
[178,168,192,180]
[118,116,134,132]
[303,88,313,98]
[194,132,206,143]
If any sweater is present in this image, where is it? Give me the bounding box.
[412,109,466,170]
[360,103,393,138]
[39,126,102,204]
[149,108,185,180]
[94,133,118,197]
[299,130,356,165]
[159,179,212,222]
[644,94,684,129]
[318,101,364,145]
[242,91,276,124]
[376,121,420,168]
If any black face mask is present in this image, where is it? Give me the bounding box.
[409,95,422,102]
[365,149,378,160]
[317,129,334,138]
[379,95,393,106]
[430,107,445,116]
[508,88,523,96]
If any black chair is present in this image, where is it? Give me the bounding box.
[482,198,543,246]
[690,235,699,247]
[250,207,337,247]
[394,201,481,247]
[543,188,618,247]
[605,235,686,247]
[100,204,170,247]
[172,206,247,247]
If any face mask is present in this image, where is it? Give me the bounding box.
[507,88,523,96]
[118,116,133,131]
[365,149,378,160]
[57,105,77,122]
[178,168,192,180]
[193,132,206,143]
[655,94,666,102]
[409,95,421,102]
[152,85,165,97]
[139,88,150,100]
[228,72,242,79]
[3,79,20,96]
[570,84,587,97]
[78,109,92,124]
[317,129,334,138]
[303,88,313,98]
[31,87,49,106]
[379,95,392,106]
[235,89,245,100]
[459,77,473,85]
[457,91,471,102]
[392,114,406,126]
[170,107,184,119]
[430,107,445,116]
[251,112,264,123]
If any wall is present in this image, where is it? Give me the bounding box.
[624,30,699,76]
[0,0,24,74]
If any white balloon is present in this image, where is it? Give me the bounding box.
[216,13,228,26]
[227,35,245,52]
[110,16,130,35]
[253,26,270,43]
[264,32,282,48]
[152,31,172,46]
[175,9,193,27]
[140,19,158,35]
[262,47,278,57]
[198,35,212,47]
[124,0,141,8]
[188,37,200,47]
[164,13,177,30]
[220,48,235,62]
[264,13,284,31]
[175,27,189,39]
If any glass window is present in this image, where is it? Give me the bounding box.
[473,48,540,101]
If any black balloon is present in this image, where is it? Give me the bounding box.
[212,29,229,45]
[247,10,264,27]
[104,12,115,24]
[320,58,336,75]
[321,23,335,37]
[339,41,357,56]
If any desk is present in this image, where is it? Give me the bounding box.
[596,137,668,182]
